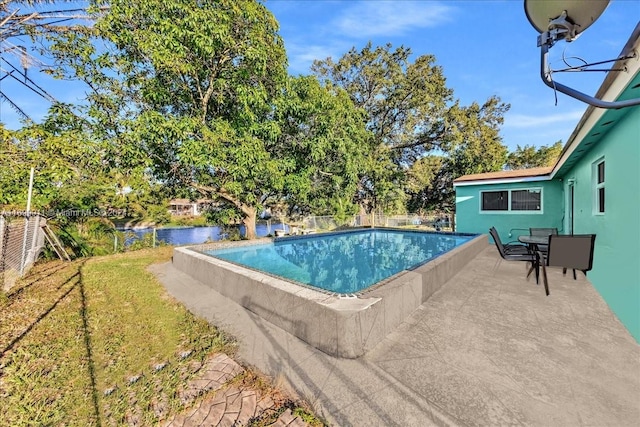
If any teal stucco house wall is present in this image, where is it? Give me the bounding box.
[454,167,563,241]
[453,24,640,342]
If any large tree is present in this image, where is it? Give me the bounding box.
[312,43,451,213]
[89,0,289,239]
[56,0,370,239]
[406,97,509,212]
[405,154,444,212]
[312,43,452,160]
[0,119,102,210]
[312,43,510,214]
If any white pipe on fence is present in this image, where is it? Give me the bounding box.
[26,167,34,213]
[27,215,40,265]
[20,168,36,275]
[0,216,4,281]
[19,217,29,275]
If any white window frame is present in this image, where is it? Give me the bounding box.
[593,157,605,215]
[479,187,543,214]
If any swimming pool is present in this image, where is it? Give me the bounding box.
[173,228,486,358]
[205,229,473,294]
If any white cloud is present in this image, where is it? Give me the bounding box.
[280,1,455,74]
[285,41,349,74]
[333,1,454,38]
[504,110,584,128]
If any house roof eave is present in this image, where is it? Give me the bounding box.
[453,166,554,185]
[550,23,640,179]
[453,174,552,187]
[456,24,640,186]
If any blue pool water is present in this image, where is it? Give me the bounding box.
[205,229,474,294]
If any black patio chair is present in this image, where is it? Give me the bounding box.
[490,227,530,254]
[536,234,596,296]
[489,227,540,283]
[529,227,558,254]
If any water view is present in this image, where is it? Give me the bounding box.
[126,223,289,246]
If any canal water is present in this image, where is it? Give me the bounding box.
[127,223,289,246]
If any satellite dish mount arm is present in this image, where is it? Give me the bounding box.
[537,10,640,109]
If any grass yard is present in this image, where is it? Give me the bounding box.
[0,247,249,425]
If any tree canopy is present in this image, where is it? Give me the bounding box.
[89,0,289,238]
[506,141,563,169]
[2,2,539,242]
[312,43,452,161]
[273,76,371,220]
[86,0,371,238]
[312,43,510,213]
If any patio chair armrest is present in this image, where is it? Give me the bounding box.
[503,243,531,254]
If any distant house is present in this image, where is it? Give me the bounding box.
[168,199,210,216]
[454,24,640,342]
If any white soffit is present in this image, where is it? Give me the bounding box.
[453,175,552,187]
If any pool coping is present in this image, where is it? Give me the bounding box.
[172,230,488,358]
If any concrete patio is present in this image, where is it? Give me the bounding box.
[151,240,640,426]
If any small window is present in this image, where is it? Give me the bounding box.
[511,189,541,211]
[597,161,605,184]
[598,187,605,212]
[480,188,543,213]
[594,159,605,214]
[482,191,508,211]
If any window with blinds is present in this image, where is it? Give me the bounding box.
[511,189,541,211]
[480,188,543,213]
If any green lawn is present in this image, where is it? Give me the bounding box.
[0,247,235,426]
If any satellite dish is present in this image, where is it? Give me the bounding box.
[523,0,640,109]
[525,0,610,39]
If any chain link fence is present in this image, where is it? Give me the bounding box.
[298,212,454,233]
[1,214,46,291]
[301,215,344,231]
[0,211,454,289]
[369,213,453,230]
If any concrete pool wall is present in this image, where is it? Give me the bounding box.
[172,232,488,358]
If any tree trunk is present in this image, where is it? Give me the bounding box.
[193,185,259,239]
[241,206,257,239]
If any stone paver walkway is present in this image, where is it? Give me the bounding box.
[162,353,308,427]
[178,353,244,403]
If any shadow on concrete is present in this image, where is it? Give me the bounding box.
[154,246,640,427]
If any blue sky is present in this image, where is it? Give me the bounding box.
[1,0,638,151]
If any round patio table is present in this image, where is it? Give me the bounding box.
[518,235,550,247]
